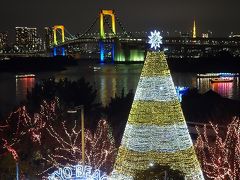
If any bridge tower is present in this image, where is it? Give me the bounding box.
[99,10,116,63]
[100,10,116,39]
[53,25,65,56]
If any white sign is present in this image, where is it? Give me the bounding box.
[48,164,107,180]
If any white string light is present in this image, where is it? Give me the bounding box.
[121,123,193,152]
[134,76,178,102]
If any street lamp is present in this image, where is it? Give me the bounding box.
[149,162,154,167]
[16,161,19,180]
[67,105,85,166]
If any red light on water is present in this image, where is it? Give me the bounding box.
[211,82,233,98]
[16,75,36,101]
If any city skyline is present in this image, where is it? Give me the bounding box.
[0,0,239,37]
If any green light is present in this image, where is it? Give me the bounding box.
[115,50,145,62]
[129,50,145,61]
[115,50,125,62]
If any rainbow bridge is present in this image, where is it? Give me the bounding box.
[51,10,147,63]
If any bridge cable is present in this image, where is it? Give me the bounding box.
[103,16,116,36]
[114,13,133,38]
[65,28,76,40]
[78,16,99,38]
[54,29,73,45]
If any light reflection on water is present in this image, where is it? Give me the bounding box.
[172,73,240,100]
[196,77,238,99]
[33,63,141,107]
[196,77,236,98]
[16,76,35,102]
[0,63,240,115]
[12,70,240,104]
[93,64,140,106]
[27,70,240,105]
[211,82,233,98]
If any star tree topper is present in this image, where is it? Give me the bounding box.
[148,30,163,50]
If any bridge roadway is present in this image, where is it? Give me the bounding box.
[53,37,147,48]
[53,36,240,49]
[0,52,48,58]
[1,37,239,58]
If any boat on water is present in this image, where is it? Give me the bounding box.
[197,73,220,78]
[219,72,239,77]
[93,66,101,71]
[210,78,233,83]
[16,74,36,78]
[197,72,239,78]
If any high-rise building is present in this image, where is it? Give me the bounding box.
[193,20,197,38]
[110,51,204,179]
[202,33,209,38]
[15,27,42,53]
[15,27,28,52]
[28,28,37,51]
[0,32,8,51]
[44,27,53,51]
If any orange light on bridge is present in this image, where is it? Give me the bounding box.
[53,25,65,45]
[100,10,116,39]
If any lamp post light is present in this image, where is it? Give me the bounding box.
[16,161,19,180]
[148,162,168,180]
[149,162,154,167]
[67,105,85,166]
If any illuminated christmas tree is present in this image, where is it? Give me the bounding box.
[110,51,204,179]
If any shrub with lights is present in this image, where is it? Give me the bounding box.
[195,118,240,179]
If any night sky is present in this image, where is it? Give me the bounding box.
[0,0,239,37]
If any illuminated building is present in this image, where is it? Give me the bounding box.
[110,51,204,179]
[15,27,28,52]
[162,36,240,58]
[0,32,8,52]
[202,33,209,38]
[180,32,190,38]
[44,27,53,51]
[193,20,196,38]
[15,27,42,53]
[28,28,42,52]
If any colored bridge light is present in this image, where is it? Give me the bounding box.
[53,25,65,56]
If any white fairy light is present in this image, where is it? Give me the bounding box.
[121,123,193,152]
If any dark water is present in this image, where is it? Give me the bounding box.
[0,62,240,116]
